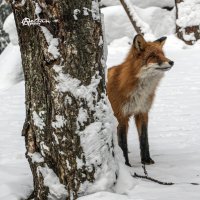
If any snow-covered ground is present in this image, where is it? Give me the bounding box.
[0,35,200,200]
[100,0,175,8]
[0,83,32,200]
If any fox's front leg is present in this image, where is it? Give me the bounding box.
[117,120,131,166]
[135,113,154,165]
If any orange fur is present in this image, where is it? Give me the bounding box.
[107,37,172,123]
[107,34,174,165]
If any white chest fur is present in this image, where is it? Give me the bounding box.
[122,73,163,116]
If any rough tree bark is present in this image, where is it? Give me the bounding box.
[175,0,200,45]
[0,0,12,53]
[11,0,117,199]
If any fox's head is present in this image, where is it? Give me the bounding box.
[132,34,174,78]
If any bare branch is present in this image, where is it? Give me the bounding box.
[133,172,174,186]
[119,0,142,34]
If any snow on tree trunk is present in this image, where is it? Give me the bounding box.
[10,0,118,199]
[175,0,200,45]
[119,0,152,35]
[0,0,12,54]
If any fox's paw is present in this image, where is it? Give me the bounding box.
[141,158,155,165]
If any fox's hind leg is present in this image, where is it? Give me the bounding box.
[117,120,131,166]
[135,113,154,165]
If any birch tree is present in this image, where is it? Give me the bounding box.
[175,0,200,45]
[10,0,118,199]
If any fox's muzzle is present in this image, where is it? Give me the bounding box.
[156,60,174,71]
[168,60,174,66]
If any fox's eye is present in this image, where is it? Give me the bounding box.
[147,54,156,62]
[155,58,162,65]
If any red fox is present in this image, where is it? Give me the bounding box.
[107,34,174,166]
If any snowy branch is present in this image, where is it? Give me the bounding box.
[120,0,152,35]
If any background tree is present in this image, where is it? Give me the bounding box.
[0,0,12,54]
[119,0,143,34]
[119,0,152,35]
[10,0,118,199]
[175,0,200,45]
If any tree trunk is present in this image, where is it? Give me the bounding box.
[175,0,200,45]
[11,0,117,199]
[0,0,12,53]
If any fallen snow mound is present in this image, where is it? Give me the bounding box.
[101,0,175,8]
[3,13,18,45]
[0,43,23,91]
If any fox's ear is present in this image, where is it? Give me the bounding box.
[133,34,146,52]
[154,36,167,48]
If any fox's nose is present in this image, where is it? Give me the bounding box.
[168,60,174,66]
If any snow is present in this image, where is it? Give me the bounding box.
[176,0,200,28]
[35,3,42,15]
[78,122,104,163]
[1,2,200,199]
[65,95,72,105]
[101,6,135,43]
[76,157,84,169]
[98,36,103,46]
[32,111,45,130]
[77,96,119,194]
[124,0,152,35]
[77,108,88,127]
[136,6,176,38]
[91,1,101,21]
[41,26,60,59]
[83,7,89,16]
[101,5,175,43]
[101,12,108,80]
[14,0,26,7]
[0,43,22,91]
[73,9,81,20]
[79,191,132,200]
[37,164,67,199]
[3,13,18,45]
[131,0,175,8]
[53,133,59,144]
[52,115,66,129]
[100,0,119,7]
[81,1,101,20]
[0,82,32,200]
[28,152,44,163]
[53,65,101,108]
[100,0,175,8]
[182,30,196,42]
[0,12,23,92]
[40,142,50,156]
